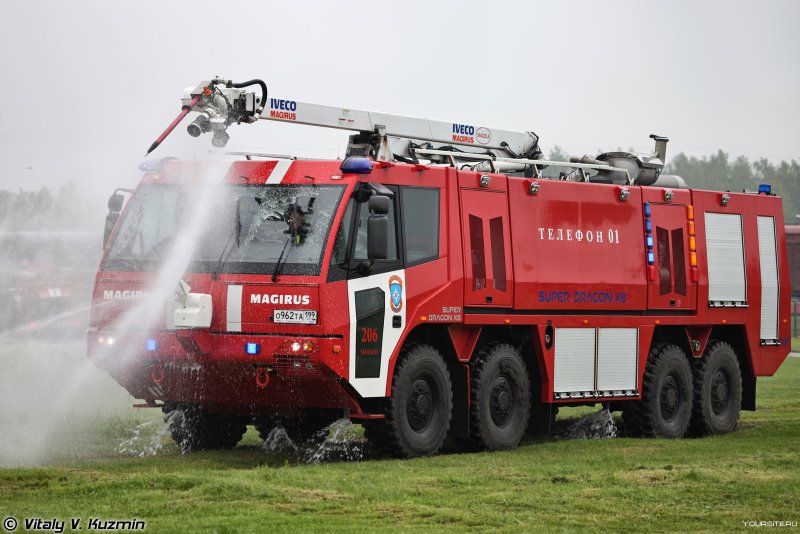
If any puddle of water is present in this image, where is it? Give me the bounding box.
[557,409,618,440]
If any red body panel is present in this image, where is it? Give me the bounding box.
[89,158,791,415]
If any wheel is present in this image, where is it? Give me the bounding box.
[469,344,531,450]
[365,344,453,458]
[162,403,246,452]
[622,344,693,438]
[690,341,742,436]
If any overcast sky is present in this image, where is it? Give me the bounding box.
[0,0,798,200]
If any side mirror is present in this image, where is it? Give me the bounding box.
[107,193,124,212]
[368,195,390,215]
[367,195,390,261]
[104,193,125,249]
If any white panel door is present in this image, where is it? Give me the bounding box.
[757,216,779,340]
[554,328,596,393]
[705,213,746,304]
[597,328,638,392]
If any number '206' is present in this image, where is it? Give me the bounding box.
[361,327,379,343]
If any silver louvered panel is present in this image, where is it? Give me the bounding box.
[757,216,779,340]
[705,213,746,304]
[597,328,638,392]
[554,328,596,393]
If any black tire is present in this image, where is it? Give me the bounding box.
[365,344,453,458]
[690,341,742,436]
[162,403,246,452]
[622,344,693,439]
[469,344,531,450]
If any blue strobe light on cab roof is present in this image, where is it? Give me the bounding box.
[758,183,772,195]
[340,157,373,174]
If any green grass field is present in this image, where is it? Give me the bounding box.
[1,358,798,533]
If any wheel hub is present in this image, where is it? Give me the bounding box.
[407,379,434,431]
[490,377,514,426]
[711,370,730,415]
[660,375,680,421]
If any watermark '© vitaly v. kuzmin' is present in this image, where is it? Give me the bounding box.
[3,516,146,532]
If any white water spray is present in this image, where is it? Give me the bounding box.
[0,163,230,466]
[261,419,371,463]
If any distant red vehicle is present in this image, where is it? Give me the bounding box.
[784,226,800,297]
[87,77,791,456]
[0,231,97,336]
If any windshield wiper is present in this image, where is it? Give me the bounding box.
[212,210,241,279]
[271,233,294,282]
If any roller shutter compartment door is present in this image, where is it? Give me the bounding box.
[704,213,746,306]
[757,216,779,341]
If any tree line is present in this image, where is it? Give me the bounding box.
[0,183,103,232]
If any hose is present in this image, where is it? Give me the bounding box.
[228,79,268,117]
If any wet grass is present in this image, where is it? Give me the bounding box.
[1,359,799,533]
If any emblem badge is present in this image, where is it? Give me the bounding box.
[389,275,403,313]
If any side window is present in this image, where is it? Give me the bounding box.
[330,199,354,265]
[401,187,440,265]
[353,194,398,261]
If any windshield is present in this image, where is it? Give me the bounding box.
[103,183,345,275]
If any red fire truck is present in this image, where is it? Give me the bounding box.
[88,77,791,456]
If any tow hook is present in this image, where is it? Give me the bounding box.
[255,366,271,388]
[150,363,165,384]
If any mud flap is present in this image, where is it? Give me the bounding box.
[449,362,470,438]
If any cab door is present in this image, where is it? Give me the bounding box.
[460,176,513,307]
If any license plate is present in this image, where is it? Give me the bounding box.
[273,309,317,324]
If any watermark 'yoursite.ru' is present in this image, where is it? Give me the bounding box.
[742,520,798,528]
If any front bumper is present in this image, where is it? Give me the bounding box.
[87,328,359,414]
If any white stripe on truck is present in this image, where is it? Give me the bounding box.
[226,285,243,332]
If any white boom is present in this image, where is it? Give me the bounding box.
[169,77,669,185]
[179,77,541,162]
[258,97,541,161]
